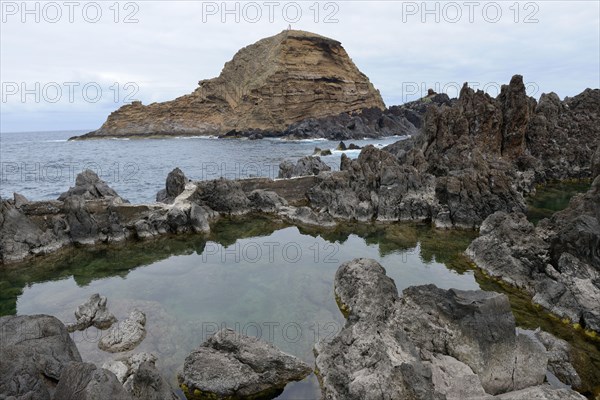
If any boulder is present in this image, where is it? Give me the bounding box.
[189,203,216,233]
[191,178,250,214]
[247,189,288,212]
[53,362,133,400]
[396,284,547,394]
[533,330,581,389]
[465,212,549,289]
[178,328,311,399]
[13,192,29,208]
[0,315,82,399]
[103,353,178,400]
[333,258,399,322]
[58,169,124,201]
[66,293,117,332]
[315,259,441,399]
[156,167,188,204]
[278,156,332,179]
[98,309,146,353]
[0,199,60,263]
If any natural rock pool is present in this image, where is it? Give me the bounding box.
[0,218,478,398]
[526,180,593,224]
[1,189,599,399]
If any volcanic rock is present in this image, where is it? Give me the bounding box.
[178,328,311,399]
[103,353,179,400]
[315,259,585,399]
[467,178,600,332]
[98,309,147,353]
[0,314,82,399]
[278,156,332,178]
[66,293,117,332]
[58,169,124,201]
[53,362,133,400]
[156,167,189,203]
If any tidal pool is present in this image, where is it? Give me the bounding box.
[1,216,598,398]
[526,180,591,224]
[1,218,479,398]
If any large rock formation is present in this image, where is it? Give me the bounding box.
[73,30,387,140]
[2,78,598,262]
[314,259,586,400]
[306,143,526,228]
[0,315,82,399]
[467,177,600,332]
[307,75,599,228]
[386,76,599,184]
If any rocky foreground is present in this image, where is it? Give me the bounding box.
[315,258,587,400]
[1,260,591,399]
[0,313,178,400]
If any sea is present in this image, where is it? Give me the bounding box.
[0,130,405,203]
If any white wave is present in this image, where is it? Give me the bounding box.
[272,137,329,143]
[177,135,219,140]
[330,149,361,155]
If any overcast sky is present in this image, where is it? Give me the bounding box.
[1,0,599,132]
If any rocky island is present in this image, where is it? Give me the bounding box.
[72,30,416,141]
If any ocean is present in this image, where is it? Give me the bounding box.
[0,130,404,203]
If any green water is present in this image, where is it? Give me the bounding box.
[1,215,598,398]
[526,180,591,224]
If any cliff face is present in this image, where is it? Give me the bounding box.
[75,30,385,139]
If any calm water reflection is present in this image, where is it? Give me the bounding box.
[1,218,479,399]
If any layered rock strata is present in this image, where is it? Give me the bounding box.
[74,30,388,140]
